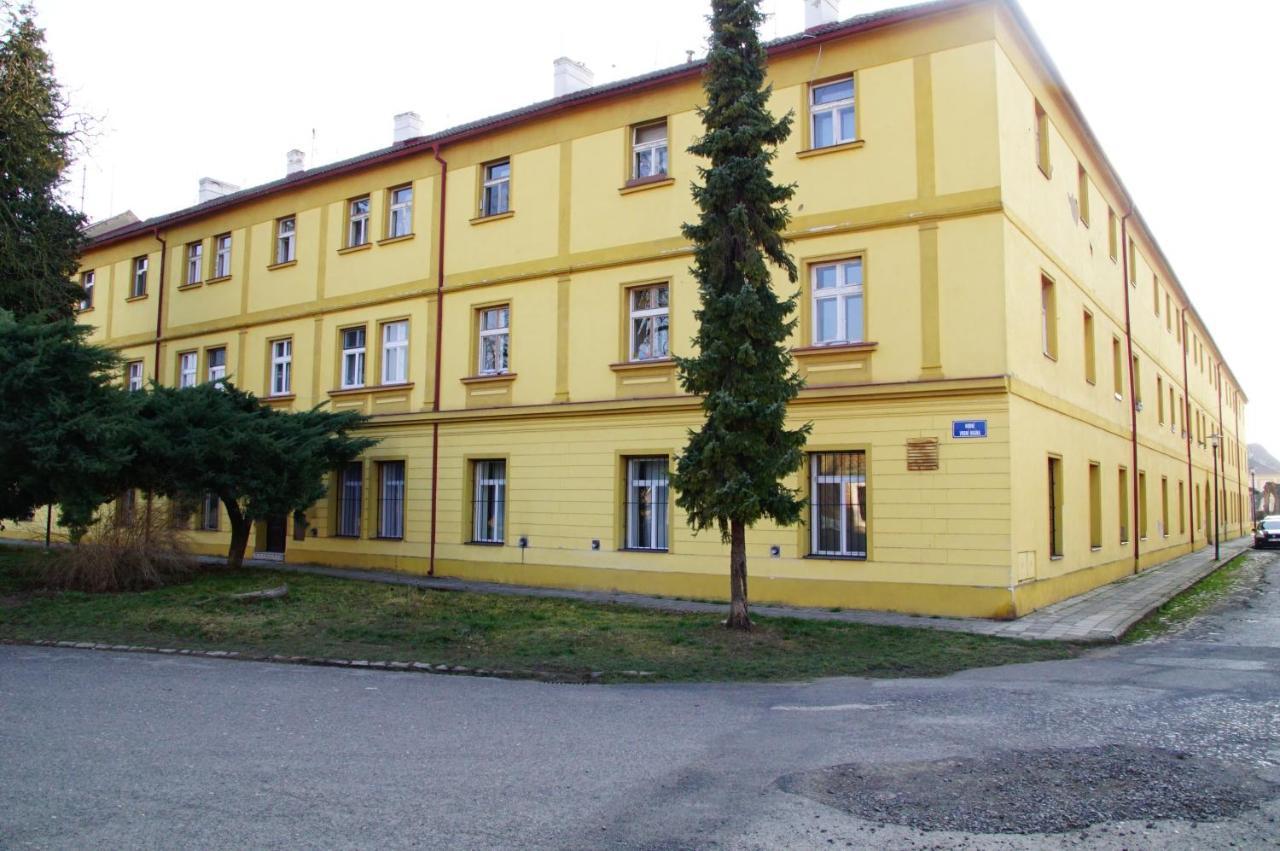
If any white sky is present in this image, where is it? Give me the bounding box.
[31,0,1276,455]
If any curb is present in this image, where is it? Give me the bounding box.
[1109,545,1252,642]
[0,638,657,684]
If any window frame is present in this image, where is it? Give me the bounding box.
[477,305,510,375]
[387,185,413,238]
[126,360,144,392]
[470,459,507,544]
[1082,309,1096,384]
[1040,274,1057,359]
[206,346,227,386]
[185,241,203,285]
[334,461,363,538]
[380,319,409,385]
[340,326,367,389]
[628,283,670,362]
[212,233,232,278]
[79,270,94,311]
[1076,164,1090,225]
[200,491,220,532]
[375,460,405,540]
[1034,99,1051,177]
[269,338,292,397]
[623,456,670,552]
[178,351,198,388]
[808,75,856,149]
[348,196,371,247]
[810,258,865,346]
[275,216,296,264]
[481,159,511,217]
[131,256,148,298]
[808,450,869,559]
[631,120,669,181]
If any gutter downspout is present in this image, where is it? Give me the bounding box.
[1180,308,1193,548]
[1216,361,1225,540]
[428,144,448,577]
[1120,214,1139,574]
[151,229,167,380]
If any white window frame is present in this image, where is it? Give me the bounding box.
[471,459,506,544]
[381,320,409,385]
[482,160,510,217]
[387,186,413,238]
[809,451,868,559]
[625,457,669,551]
[185,242,203,285]
[341,327,366,389]
[631,121,668,180]
[348,196,370,246]
[629,283,669,361]
[200,491,220,531]
[270,339,292,396]
[213,234,232,278]
[178,351,198,388]
[477,306,510,375]
[79,270,94,310]
[276,216,296,264]
[207,347,227,385]
[132,256,148,298]
[809,76,856,149]
[126,361,144,392]
[811,259,863,346]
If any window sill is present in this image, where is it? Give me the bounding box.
[1043,351,1057,362]
[1090,545,1102,552]
[609,357,676,373]
[461,372,517,385]
[796,139,865,158]
[337,243,372,255]
[792,341,878,357]
[1038,163,1053,180]
[327,382,415,398]
[77,306,94,313]
[332,534,361,540]
[470,210,514,225]
[467,540,505,546]
[263,393,296,403]
[377,233,415,246]
[177,282,202,291]
[125,294,148,302]
[618,176,674,195]
[804,554,868,561]
[1049,555,1063,561]
[1085,378,1096,386]
[620,547,669,554]
[266,260,297,271]
[373,536,404,542]
[205,275,232,285]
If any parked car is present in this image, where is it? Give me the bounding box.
[1254,516,1280,548]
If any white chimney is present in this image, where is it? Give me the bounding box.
[286,149,305,176]
[553,57,593,97]
[393,111,423,144]
[804,0,839,29]
[197,177,240,204]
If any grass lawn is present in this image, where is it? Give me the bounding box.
[0,546,1079,683]
[1124,552,1251,642]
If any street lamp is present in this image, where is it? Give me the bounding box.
[1209,433,1221,560]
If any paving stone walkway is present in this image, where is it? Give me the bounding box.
[225,536,1254,644]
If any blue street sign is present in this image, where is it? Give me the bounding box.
[952,419,987,439]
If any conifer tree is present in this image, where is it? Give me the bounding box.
[672,0,810,630]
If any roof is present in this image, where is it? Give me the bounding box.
[83,210,139,239]
[84,0,960,249]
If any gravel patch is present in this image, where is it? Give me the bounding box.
[778,745,1277,834]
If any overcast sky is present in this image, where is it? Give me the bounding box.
[31,0,1274,456]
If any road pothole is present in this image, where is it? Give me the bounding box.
[778,745,1277,834]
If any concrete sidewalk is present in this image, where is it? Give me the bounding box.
[225,536,1255,644]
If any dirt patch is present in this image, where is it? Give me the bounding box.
[779,745,1277,834]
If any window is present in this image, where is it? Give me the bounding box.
[1178,480,1185,535]
[471,459,505,543]
[810,451,867,558]
[210,234,230,278]
[341,327,366,388]
[1118,467,1130,544]
[1169,385,1176,432]
[1082,310,1095,384]
[812,259,864,346]
[629,283,669,361]
[481,160,510,217]
[1112,337,1123,398]
[1034,100,1050,175]
[276,216,296,264]
[207,347,226,385]
[1040,275,1057,359]
[1165,293,1173,332]
[624,457,669,551]
[201,491,219,531]
[1077,165,1089,225]
[126,361,144,392]
[1161,477,1169,538]
[79,270,94,311]
[631,121,668,180]
[478,306,509,375]
[1088,462,1102,549]
[1138,471,1148,539]
[1127,238,1137,286]
[1153,277,1160,316]
[381,320,408,385]
[335,462,362,537]
[1108,207,1118,260]
[387,185,413,238]
[270,338,292,396]
[1132,355,1142,408]
[178,351,197,388]
[131,256,148,298]
[376,461,405,539]
[1157,375,1164,424]
[810,77,855,149]
[348,196,370,246]
[185,242,203,285]
[1048,456,1063,557]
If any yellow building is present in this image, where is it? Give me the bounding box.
[8,0,1249,618]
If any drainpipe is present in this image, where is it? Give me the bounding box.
[151,229,167,380]
[1215,361,1226,539]
[428,144,448,576]
[1120,214,1139,574]
[1180,308,1193,547]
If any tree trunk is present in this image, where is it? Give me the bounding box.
[726,518,751,630]
[223,497,251,570]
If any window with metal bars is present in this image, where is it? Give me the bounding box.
[377,461,405,539]
[200,492,220,532]
[471,459,505,543]
[335,462,362,537]
[809,451,867,558]
[624,457,669,551]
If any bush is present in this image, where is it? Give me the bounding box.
[40,508,198,593]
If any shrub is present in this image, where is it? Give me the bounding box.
[40,506,198,593]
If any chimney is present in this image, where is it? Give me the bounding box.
[393,111,423,144]
[804,0,839,29]
[197,177,240,204]
[286,149,305,176]
[553,57,593,97]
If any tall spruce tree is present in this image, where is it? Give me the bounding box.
[672,0,810,630]
[0,2,86,319]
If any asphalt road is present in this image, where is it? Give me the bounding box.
[2,553,1278,850]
